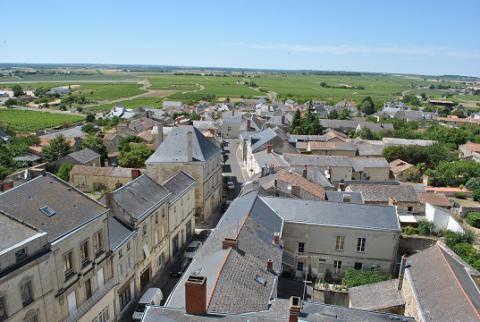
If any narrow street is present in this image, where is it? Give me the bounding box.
[119,138,247,322]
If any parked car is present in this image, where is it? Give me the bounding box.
[132,288,163,321]
[222,200,232,212]
[184,240,203,259]
[226,177,235,190]
[169,258,192,277]
[195,229,212,242]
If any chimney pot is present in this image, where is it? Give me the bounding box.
[289,296,301,322]
[273,232,281,245]
[267,259,274,273]
[185,276,207,315]
[104,192,113,208]
[267,144,273,154]
[131,169,141,179]
[222,238,238,249]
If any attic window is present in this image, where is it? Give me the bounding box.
[254,275,267,286]
[40,206,56,217]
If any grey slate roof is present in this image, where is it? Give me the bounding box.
[351,157,389,171]
[347,184,419,203]
[325,191,364,204]
[261,196,400,231]
[162,171,195,202]
[405,244,480,322]
[0,212,41,251]
[40,125,84,140]
[349,279,405,311]
[107,216,134,251]
[292,167,334,189]
[284,154,352,167]
[0,173,108,242]
[165,192,283,315]
[249,128,283,153]
[110,174,171,221]
[355,143,384,156]
[146,126,220,163]
[68,148,100,164]
[144,299,415,322]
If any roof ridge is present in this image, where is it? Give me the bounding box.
[438,246,480,319]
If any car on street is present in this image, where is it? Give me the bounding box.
[132,288,163,320]
[169,258,192,277]
[184,240,202,259]
[222,200,232,212]
[195,229,212,242]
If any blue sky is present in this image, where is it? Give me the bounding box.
[1,0,479,76]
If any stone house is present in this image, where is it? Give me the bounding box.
[0,173,114,322]
[351,157,390,181]
[104,174,171,292]
[162,171,196,259]
[69,165,141,192]
[283,154,353,182]
[346,184,422,214]
[107,217,136,320]
[389,159,414,181]
[262,197,401,279]
[145,126,222,222]
[53,148,101,169]
[0,213,52,322]
[296,141,357,157]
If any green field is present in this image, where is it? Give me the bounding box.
[0,109,84,132]
[75,83,145,100]
[88,97,165,112]
[0,82,145,101]
[147,74,261,101]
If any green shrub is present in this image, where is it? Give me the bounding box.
[417,220,435,236]
[451,243,478,264]
[343,268,389,288]
[466,212,480,228]
[444,230,474,247]
[402,226,418,235]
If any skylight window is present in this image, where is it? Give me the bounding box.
[40,206,56,217]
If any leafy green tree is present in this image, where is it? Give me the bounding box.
[429,160,480,187]
[417,220,435,236]
[11,85,24,97]
[42,135,71,162]
[444,230,474,248]
[328,110,338,119]
[56,163,73,182]
[402,94,421,106]
[118,143,153,168]
[465,178,480,191]
[360,96,376,115]
[338,109,351,120]
[466,212,480,228]
[4,98,17,107]
[82,134,107,162]
[85,113,95,123]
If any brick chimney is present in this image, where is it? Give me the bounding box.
[187,130,193,162]
[104,192,113,208]
[338,181,346,191]
[267,259,274,273]
[388,197,398,206]
[222,238,237,249]
[131,169,141,179]
[273,232,281,245]
[267,144,273,154]
[1,180,14,192]
[289,296,301,322]
[185,276,207,315]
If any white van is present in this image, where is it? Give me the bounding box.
[132,288,163,321]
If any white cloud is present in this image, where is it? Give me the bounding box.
[233,42,480,59]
